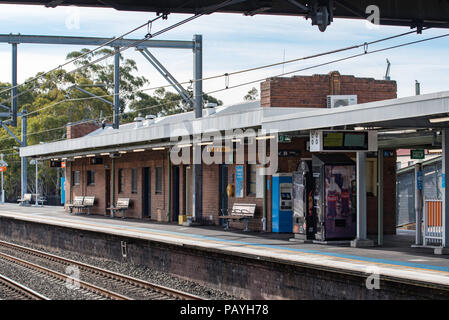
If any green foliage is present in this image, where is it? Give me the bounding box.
[0,48,223,201]
[244,87,259,101]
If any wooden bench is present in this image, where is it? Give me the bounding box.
[67,196,95,215]
[107,198,130,219]
[219,203,256,232]
[17,193,32,206]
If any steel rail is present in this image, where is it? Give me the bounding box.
[0,240,203,300]
[0,251,130,300]
[0,273,50,300]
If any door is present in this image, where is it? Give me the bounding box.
[105,169,110,214]
[185,166,193,216]
[219,165,228,226]
[173,166,180,222]
[142,167,151,218]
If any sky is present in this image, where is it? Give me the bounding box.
[0,4,448,106]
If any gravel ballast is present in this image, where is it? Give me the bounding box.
[0,237,239,300]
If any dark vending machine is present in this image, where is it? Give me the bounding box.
[312,154,356,241]
[292,160,316,240]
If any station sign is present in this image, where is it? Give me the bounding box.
[310,130,378,152]
[49,160,62,168]
[0,160,8,172]
[411,149,425,160]
[278,135,292,143]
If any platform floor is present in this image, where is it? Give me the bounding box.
[1,203,449,288]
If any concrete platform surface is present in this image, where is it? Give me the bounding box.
[1,204,449,288]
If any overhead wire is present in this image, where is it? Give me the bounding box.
[5,30,448,145]
[0,0,242,107]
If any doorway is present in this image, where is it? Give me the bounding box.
[184,166,193,216]
[219,165,228,226]
[173,166,180,222]
[142,167,151,218]
[105,169,110,214]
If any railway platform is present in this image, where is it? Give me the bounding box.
[0,203,449,299]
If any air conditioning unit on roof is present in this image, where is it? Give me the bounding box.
[327,95,357,108]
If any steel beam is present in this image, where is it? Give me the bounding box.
[138,48,193,107]
[0,122,21,145]
[71,86,113,105]
[0,104,9,111]
[0,34,195,49]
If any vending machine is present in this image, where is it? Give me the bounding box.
[292,160,316,240]
[272,173,293,233]
[312,154,356,241]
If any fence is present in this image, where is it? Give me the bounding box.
[423,199,443,246]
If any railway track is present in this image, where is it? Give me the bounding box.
[0,240,203,300]
[0,273,49,300]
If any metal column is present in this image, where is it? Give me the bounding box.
[351,151,374,247]
[439,129,449,253]
[21,110,27,200]
[378,150,384,246]
[113,47,120,129]
[192,34,203,222]
[11,43,18,127]
[414,162,423,245]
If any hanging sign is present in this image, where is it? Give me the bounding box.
[0,166,6,172]
[310,130,378,152]
[411,149,425,160]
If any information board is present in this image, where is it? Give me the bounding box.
[310,130,377,152]
[235,166,244,198]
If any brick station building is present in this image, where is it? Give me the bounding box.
[21,71,398,235]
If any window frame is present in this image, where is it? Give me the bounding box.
[155,166,163,194]
[247,164,257,196]
[87,170,95,186]
[131,168,138,194]
[118,168,124,193]
[73,171,80,186]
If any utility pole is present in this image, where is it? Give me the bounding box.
[1,153,4,204]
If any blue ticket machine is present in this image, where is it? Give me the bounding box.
[272,173,293,232]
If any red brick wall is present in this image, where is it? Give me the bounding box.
[65,144,397,234]
[66,122,100,139]
[260,71,397,108]
[67,150,169,220]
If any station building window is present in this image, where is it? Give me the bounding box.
[73,171,80,186]
[155,167,163,194]
[87,170,95,186]
[118,169,124,193]
[247,164,257,196]
[131,168,138,194]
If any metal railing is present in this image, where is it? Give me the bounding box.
[423,199,443,246]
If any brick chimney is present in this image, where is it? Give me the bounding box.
[260,71,397,108]
[66,121,101,139]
